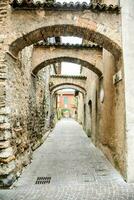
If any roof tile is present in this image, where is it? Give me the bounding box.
[10,1,120,13]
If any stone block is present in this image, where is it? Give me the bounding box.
[0,155,15,164]
[0,160,16,175]
[0,140,10,149]
[0,115,9,123]
[0,173,16,188]
[0,34,6,44]
[0,107,11,115]
[0,130,12,140]
[0,147,13,158]
[0,123,10,130]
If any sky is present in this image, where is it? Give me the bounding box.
[61,37,82,75]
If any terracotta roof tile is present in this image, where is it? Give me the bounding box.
[10,1,120,13]
[50,75,87,79]
[34,42,102,49]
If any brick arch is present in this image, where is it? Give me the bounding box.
[51,83,86,95]
[8,12,121,58]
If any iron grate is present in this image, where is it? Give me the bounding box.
[35,177,51,184]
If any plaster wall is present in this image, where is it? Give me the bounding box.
[82,49,126,179]
[99,50,126,178]
[77,93,84,126]
[121,0,134,182]
[103,0,119,5]
[81,67,99,140]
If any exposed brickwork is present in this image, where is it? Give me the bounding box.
[0,1,8,25]
[0,0,14,188]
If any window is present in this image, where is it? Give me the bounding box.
[64,96,68,105]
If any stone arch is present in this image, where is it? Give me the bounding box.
[8,9,121,58]
[33,57,102,77]
[50,75,86,91]
[51,83,86,96]
[32,44,102,76]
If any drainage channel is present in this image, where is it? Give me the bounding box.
[35,177,51,184]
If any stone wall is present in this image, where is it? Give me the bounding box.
[0,45,49,187]
[42,66,51,130]
[0,0,15,187]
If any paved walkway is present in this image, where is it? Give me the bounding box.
[0,119,134,200]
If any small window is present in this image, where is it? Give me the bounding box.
[64,96,68,105]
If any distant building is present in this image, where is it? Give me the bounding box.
[56,90,78,118]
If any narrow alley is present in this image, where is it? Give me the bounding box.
[1,0,134,199]
[0,119,133,200]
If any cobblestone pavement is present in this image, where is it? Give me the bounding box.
[0,119,134,200]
